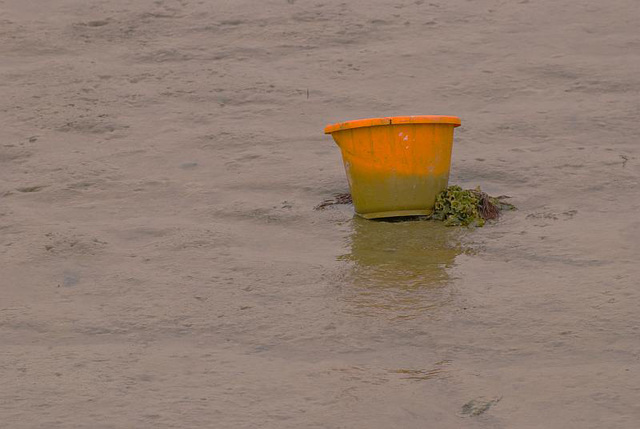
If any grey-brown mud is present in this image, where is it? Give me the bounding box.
[1,0,639,428]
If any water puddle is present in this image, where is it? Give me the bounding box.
[337,217,468,319]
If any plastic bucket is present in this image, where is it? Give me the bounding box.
[324,115,461,219]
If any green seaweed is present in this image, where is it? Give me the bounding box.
[431,186,515,227]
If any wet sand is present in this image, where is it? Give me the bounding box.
[1,0,639,427]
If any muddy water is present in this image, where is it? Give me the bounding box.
[1,0,639,428]
[338,218,465,319]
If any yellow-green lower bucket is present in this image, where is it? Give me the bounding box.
[324,115,461,219]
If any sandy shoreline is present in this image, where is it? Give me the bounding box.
[1,0,639,427]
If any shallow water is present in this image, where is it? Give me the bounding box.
[338,218,465,319]
[1,0,639,428]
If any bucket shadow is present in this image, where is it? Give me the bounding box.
[337,217,467,319]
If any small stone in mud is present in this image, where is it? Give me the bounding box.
[461,397,501,416]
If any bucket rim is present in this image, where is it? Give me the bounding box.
[324,115,461,134]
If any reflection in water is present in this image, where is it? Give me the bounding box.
[338,217,466,319]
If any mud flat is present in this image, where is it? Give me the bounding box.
[1,0,639,428]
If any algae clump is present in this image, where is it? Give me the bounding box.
[430,186,515,227]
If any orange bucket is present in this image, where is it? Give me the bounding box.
[324,115,461,219]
